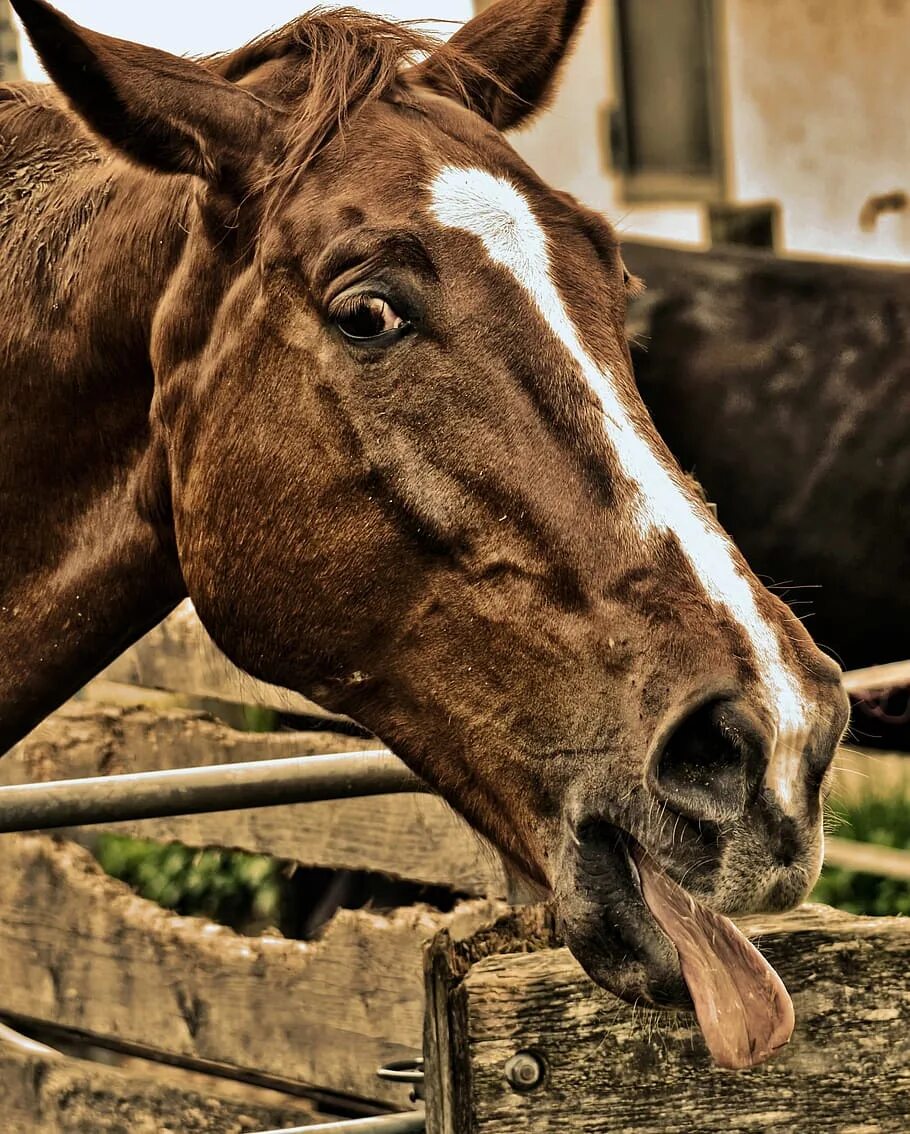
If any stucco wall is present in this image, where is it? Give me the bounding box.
[516,0,910,264]
[725,0,910,264]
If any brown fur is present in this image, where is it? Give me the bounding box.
[1,0,847,1008]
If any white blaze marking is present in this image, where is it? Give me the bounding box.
[429,166,809,797]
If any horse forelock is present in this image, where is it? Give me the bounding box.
[203,7,493,184]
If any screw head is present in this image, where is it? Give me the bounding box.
[504,1050,545,1092]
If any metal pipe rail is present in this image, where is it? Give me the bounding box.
[254,1110,425,1134]
[0,751,427,833]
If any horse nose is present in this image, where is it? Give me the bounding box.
[648,698,770,824]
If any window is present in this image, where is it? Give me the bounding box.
[610,0,724,201]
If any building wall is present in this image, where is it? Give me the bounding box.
[725,0,910,264]
[511,0,706,248]
[0,0,22,82]
[513,0,910,264]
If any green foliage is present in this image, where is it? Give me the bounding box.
[826,793,910,849]
[811,867,910,917]
[95,834,283,931]
[812,792,910,916]
[240,705,279,733]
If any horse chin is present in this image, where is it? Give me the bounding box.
[554,822,691,1010]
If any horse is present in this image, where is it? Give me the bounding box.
[1,0,847,1069]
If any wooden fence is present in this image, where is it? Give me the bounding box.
[1,603,908,1132]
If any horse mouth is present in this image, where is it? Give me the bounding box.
[556,822,794,1070]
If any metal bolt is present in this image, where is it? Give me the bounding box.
[504,1050,545,1092]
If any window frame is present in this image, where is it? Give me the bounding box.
[609,0,727,204]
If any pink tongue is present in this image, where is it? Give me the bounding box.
[635,850,794,1069]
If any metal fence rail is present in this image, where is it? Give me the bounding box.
[0,750,427,832]
[254,1110,425,1133]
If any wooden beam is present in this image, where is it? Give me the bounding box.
[830,745,910,804]
[100,602,348,722]
[425,904,910,1134]
[0,1023,329,1134]
[0,834,504,1105]
[1,702,376,787]
[2,705,506,897]
[824,836,910,881]
[90,796,503,897]
[843,659,910,694]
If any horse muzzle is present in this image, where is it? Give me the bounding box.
[553,813,800,1070]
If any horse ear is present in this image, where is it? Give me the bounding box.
[411,0,590,131]
[9,0,274,183]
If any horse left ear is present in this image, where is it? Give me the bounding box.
[411,0,590,131]
[9,0,274,184]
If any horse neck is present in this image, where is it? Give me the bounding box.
[0,137,190,753]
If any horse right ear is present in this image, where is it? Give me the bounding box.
[10,0,275,184]
[411,0,590,131]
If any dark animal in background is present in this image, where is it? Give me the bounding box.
[625,243,910,744]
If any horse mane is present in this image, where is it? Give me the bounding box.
[206,6,481,173]
[0,82,98,176]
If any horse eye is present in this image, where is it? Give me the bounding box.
[333,295,410,343]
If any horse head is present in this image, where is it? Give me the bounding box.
[12,0,848,1063]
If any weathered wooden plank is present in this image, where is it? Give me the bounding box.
[824,836,910,881]
[0,1022,327,1134]
[425,904,910,1134]
[81,678,217,712]
[843,660,910,695]
[2,702,374,786]
[2,705,505,896]
[830,745,910,803]
[94,795,503,897]
[0,834,504,1106]
[101,601,346,721]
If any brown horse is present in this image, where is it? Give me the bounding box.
[2,0,847,1068]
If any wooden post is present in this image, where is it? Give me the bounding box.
[424,904,910,1133]
[424,907,559,1134]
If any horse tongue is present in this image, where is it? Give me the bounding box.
[634,849,794,1070]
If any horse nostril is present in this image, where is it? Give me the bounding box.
[650,699,767,823]
[773,816,800,868]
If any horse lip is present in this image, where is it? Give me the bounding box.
[556,819,692,1010]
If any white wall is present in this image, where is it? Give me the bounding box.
[17,1,474,81]
[515,0,910,263]
[725,0,910,264]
